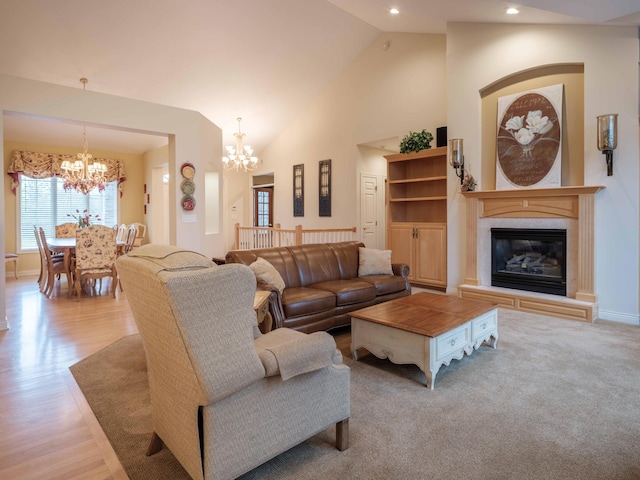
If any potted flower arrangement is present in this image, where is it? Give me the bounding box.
[399,129,434,154]
[68,209,101,228]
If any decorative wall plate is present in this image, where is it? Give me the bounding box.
[180,179,196,195]
[180,162,195,179]
[181,194,196,211]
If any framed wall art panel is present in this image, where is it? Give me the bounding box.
[293,164,304,217]
[319,159,331,217]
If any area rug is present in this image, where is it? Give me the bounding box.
[70,310,640,480]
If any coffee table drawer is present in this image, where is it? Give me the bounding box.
[471,309,498,341]
[435,323,471,358]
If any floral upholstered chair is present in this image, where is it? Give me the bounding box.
[74,225,118,298]
[55,222,78,238]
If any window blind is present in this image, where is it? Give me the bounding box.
[19,174,118,251]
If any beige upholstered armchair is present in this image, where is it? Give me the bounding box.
[117,245,350,480]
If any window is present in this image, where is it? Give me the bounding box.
[18,174,118,251]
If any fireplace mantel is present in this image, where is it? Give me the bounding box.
[459,185,605,322]
[462,186,603,199]
[462,186,604,219]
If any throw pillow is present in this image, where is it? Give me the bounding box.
[358,247,393,276]
[249,257,286,294]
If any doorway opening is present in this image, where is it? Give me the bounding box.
[253,187,273,227]
[252,173,274,228]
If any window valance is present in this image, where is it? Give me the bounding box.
[7,150,126,194]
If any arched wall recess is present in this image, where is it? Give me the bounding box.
[479,63,585,189]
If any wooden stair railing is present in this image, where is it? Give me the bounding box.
[234,223,357,250]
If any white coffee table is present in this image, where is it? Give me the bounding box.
[348,293,498,389]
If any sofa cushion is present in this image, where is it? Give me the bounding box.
[282,287,336,318]
[288,243,342,286]
[249,257,286,294]
[358,247,393,276]
[328,241,360,279]
[359,274,408,296]
[310,279,376,306]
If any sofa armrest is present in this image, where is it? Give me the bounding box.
[392,263,411,294]
[257,285,286,329]
[392,262,410,279]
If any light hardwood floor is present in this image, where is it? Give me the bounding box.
[0,274,136,479]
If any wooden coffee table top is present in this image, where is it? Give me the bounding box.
[348,292,498,337]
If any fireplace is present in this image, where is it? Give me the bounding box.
[460,187,602,323]
[491,228,567,296]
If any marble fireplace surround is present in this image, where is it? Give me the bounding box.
[459,186,604,322]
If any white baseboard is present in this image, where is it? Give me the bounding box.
[598,309,640,326]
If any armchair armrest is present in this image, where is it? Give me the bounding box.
[254,328,340,380]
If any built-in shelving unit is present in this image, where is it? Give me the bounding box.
[385,146,447,288]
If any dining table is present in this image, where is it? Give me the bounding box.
[46,237,126,294]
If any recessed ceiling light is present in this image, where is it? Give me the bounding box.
[390,8,399,15]
[506,7,519,15]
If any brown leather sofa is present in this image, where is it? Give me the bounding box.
[225,241,411,333]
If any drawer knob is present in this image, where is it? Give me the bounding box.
[449,339,456,346]
[481,322,487,329]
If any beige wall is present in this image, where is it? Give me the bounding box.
[142,145,170,245]
[3,140,145,275]
[0,74,222,330]
[447,23,639,323]
[223,32,447,252]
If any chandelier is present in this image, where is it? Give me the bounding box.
[60,78,108,194]
[222,117,258,172]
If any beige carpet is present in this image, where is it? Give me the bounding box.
[70,310,640,480]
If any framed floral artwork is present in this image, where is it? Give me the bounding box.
[496,84,563,189]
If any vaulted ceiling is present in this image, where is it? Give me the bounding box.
[1,0,638,155]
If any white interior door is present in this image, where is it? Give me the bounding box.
[360,174,378,247]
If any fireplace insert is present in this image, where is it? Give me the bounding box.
[491,228,566,296]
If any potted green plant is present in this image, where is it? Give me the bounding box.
[399,129,433,154]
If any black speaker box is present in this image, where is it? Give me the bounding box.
[436,126,447,148]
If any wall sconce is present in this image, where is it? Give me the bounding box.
[449,138,465,184]
[596,114,618,176]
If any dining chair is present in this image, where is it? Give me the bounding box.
[74,225,118,298]
[55,222,78,238]
[34,226,46,291]
[116,223,128,243]
[130,222,146,247]
[37,227,70,298]
[34,225,63,293]
[124,224,137,253]
[4,253,18,279]
[114,224,137,292]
